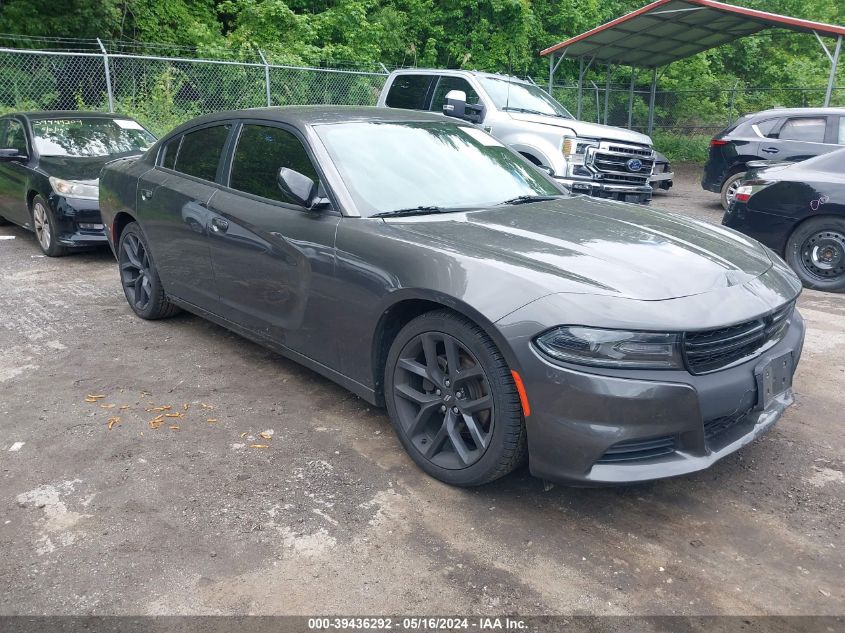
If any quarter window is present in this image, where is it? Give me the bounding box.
[229,124,319,205]
[429,77,481,112]
[385,75,433,110]
[160,137,179,170]
[774,117,826,143]
[173,125,230,182]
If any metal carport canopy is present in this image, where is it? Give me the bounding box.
[540,0,845,131]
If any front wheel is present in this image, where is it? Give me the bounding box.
[32,196,68,257]
[384,310,526,486]
[118,222,181,319]
[720,171,746,210]
[785,217,845,293]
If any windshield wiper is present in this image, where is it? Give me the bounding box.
[502,106,556,117]
[497,195,564,206]
[371,205,452,218]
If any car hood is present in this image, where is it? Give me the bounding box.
[385,196,774,301]
[37,154,140,182]
[506,112,652,146]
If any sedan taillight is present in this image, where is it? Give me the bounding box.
[710,139,728,147]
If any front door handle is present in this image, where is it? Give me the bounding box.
[761,147,779,154]
[211,217,229,233]
[140,188,153,201]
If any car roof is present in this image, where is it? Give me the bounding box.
[2,110,134,120]
[389,68,532,86]
[751,107,845,117]
[163,105,448,137]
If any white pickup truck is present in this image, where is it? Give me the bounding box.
[377,68,657,204]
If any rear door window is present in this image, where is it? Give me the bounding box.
[429,77,481,112]
[229,124,319,205]
[385,75,433,110]
[173,125,231,182]
[773,117,826,143]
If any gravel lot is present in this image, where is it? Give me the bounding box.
[0,165,843,617]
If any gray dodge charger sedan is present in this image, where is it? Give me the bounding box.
[99,107,805,487]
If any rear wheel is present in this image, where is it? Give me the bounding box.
[384,310,526,486]
[720,172,745,210]
[118,222,180,319]
[785,217,845,293]
[32,196,68,257]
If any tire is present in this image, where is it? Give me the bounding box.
[720,172,745,210]
[31,196,68,257]
[784,216,845,293]
[117,221,181,319]
[384,310,527,486]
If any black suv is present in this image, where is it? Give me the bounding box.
[702,107,845,209]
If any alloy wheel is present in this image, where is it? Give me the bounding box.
[800,229,845,281]
[393,332,494,469]
[119,233,153,311]
[725,178,742,205]
[33,202,51,250]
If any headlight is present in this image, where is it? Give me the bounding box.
[49,177,99,200]
[534,326,683,369]
[562,137,599,166]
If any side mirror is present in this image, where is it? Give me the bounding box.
[277,167,317,207]
[442,90,485,124]
[534,164,554,177]
[0,148,27,162]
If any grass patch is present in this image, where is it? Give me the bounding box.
[651,132,711,164]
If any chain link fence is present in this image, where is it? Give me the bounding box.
[0,45,841,144]
[0,46,389,136]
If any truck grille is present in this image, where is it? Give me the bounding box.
[587,142,654,186]
[683,303,794,374]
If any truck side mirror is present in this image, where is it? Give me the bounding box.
[443,90,485,124]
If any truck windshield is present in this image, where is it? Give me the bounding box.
[315,121,562,217]
[31,117,156,157]
[477,77,573,119]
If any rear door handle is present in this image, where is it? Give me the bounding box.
[211,217,229,233]
[140,188,153,201]
[762,147,779,154]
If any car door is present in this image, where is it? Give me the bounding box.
[137,123,231,309]
[762,115,834,162]
[206,121,341,367]
[0,118,33,225]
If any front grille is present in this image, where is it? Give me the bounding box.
[684,303,794,374]
[588,142,654,186]
[596,436,676,464]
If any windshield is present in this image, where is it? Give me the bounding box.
[31,117,156,157]
[315,121,562,217]
[477,76,573,119]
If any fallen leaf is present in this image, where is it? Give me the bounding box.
[819,588,831,598]
[119,405,130,410]
[169,425,180,431]
[200,403,214,410]
[183,403,190,411]
[100,403,116,409]
[164,412,183,418]
[141,390,152,396]
[258,432,273,440]
[207,418,218,423]
[84,397,98,403]
[107,417,121,430]
[87,394,106,400]
[240,432,248,438]
[146,405,172,412]
[250,444,269,449]
[149,416,165,429]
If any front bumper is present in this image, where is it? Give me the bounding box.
[555,176,653,204]
[515,310,805,485]
[50,194,108,247]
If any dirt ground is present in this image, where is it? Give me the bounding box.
[0,165,843,618]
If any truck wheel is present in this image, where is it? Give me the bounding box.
[720,172,745,210]
[785,217,845,293]
[384,310,527,486]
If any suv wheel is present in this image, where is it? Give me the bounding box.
[785,217,845,293]
[720,172,745,210]
[384,310,527,486]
